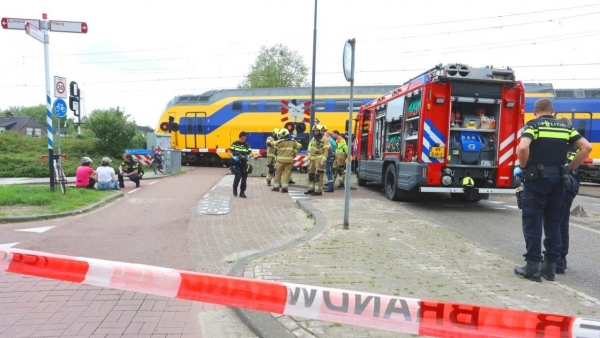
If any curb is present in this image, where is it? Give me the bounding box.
[227,199,327,338]
[0,169,193,187]
[0,191,124,224]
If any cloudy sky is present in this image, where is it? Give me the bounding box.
[1,0,599,129]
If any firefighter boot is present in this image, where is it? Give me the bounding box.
[514,260,542,282]
[337,183,344,189]
[541,258,557,281]
[556,258,567,274]
[271,187,280,192]
[281,188,288,193]
[325,182,334,193]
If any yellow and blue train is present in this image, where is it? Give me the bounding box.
[156,83,600,181]
[524,83,600,182]
[155,85,399,166]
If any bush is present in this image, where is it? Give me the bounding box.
[0,132,112,178]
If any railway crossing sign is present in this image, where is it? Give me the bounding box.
[53,98,68,118]
[54,76,67,98]
[280,99,311,123]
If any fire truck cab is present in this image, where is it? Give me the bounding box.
[355,63,525,202]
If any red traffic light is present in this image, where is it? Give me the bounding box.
[284,122,295,132]
[160,122,169,131]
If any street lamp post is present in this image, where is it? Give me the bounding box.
[309,0,318,133]
[342,38,356,230]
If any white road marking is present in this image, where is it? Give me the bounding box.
[0,242,19,248]
[494,207,507,210]
[15,226,55,233]
[506,205,519,209]
[487,201,505,204]
[149,181,158,185]
[128,188,141,194]
[572,222,600,236]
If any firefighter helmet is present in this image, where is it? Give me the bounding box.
[273,128,280,136]
[312,124,326,132]
[278,128,290,138]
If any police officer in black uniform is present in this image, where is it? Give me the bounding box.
[546,117,583,275]
[513,98,592,282]
[229,131,252,198]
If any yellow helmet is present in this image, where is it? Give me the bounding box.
[278,128,290,138]
[273,128,280,136]
[312,124,325,132]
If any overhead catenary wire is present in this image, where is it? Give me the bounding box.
[18,3,600,58]
[3,62,600,88]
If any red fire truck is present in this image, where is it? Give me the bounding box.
[355,63,525,202]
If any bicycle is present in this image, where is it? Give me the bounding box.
[42,153,68,194]
[151,151,164,174]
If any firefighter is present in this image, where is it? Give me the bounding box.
[545,117,583,275]
[271,129,302,193]
[228,131,253,198]
[331,130,348,189]
[513,99,592,282]
[305,124,329,196]
[265,128,279,186]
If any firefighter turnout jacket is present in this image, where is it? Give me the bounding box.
[266,136,277,160]
[308,137,329,164]
[275,138,302,163]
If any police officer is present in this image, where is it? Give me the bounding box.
[545,117,583,275]
[271,129,302,193]
[265,128,279,186]
[513,99,592,282]
[229,131,252,198]
[304,124,329,196]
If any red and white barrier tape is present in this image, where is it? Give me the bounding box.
[1,248,599,338]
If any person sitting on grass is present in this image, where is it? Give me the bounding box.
[75,157,97,189]
[118,153,143,188]
[96,157,120,190]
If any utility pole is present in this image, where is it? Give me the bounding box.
[309,0,318,133]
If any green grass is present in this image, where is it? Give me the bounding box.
[0,185,116,217]
[0,132,108,178]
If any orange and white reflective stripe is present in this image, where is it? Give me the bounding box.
[1,248,598,338]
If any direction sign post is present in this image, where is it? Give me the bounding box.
[2,13,88,192]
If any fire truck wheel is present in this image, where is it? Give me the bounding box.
[384,164,401,201]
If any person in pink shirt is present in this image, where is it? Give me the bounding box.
[75,157,97,189]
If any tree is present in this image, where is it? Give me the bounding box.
[238,44,309,89]
[87,107,138,156]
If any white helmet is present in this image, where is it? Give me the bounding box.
[81,156,92,164]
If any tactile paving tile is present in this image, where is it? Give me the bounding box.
[216,175,234,188]
[197,196,231,215]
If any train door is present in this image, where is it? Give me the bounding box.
[555,111,594,140]
[182,112,207,149]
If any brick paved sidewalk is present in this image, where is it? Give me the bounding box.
[1,172,314,338]
[245,197,600,337]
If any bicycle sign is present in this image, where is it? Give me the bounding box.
[53,98,68,118]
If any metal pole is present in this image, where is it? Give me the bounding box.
[42,13,55,192]
[343,40,356,230]
[309,0,317,133]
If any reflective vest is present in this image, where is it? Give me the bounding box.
[336,139,348,154]
[567,148,579,163]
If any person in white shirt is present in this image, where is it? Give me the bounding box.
[96,157,120,190]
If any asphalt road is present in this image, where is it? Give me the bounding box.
[361,183,600,300]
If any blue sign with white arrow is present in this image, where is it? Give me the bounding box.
[53,98,68,118]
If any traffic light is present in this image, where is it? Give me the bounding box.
[167,116,179,133]
[69,96,80,117]
[295,122,306,134]
[159,122,169,132]
[284,122,295,133]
